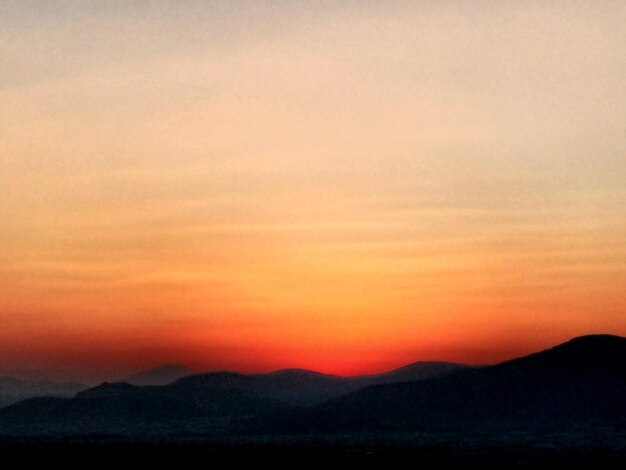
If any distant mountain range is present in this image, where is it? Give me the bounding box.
[0,361,465,435]
[0,335,624,440]
[0,363,195,408]
[121,364,195,386]
[0,377,86,409]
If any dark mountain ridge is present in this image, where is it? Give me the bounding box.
[279,334,626,433]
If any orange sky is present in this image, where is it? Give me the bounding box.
[1,1,625,383]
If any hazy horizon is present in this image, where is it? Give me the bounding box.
[1,1,625,383]
[1,333,622,385]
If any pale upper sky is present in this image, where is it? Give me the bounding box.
[1,1,625,382]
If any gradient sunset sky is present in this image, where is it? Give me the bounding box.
[1,1,625,382]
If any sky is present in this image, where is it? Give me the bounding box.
[1,1,625,383]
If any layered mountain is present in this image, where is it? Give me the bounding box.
[121,364,195,386]
[356,361,467,385]
[0,377,87,409]
[1,336,624,438]
[279,334,626,433]
[0,362,464,435]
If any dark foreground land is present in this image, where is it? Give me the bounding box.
[2,431,625,466]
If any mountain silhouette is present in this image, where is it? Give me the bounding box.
[0,377,87,409]
[0,362,463,435]
[277,334,626,433]
[122,364,195,386]
[356,361,467,385]
[1,336,624,438]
